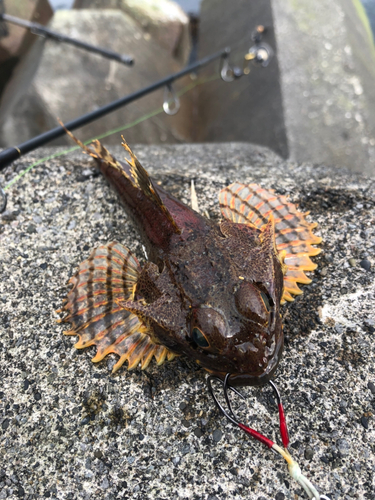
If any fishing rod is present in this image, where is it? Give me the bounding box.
[0,49,240,171]
[0,12,134,66]
[0,25,273,213]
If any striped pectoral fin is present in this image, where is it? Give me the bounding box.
[219,183,322,302]
[60,241,176,372]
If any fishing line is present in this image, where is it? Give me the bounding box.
[2,73,220,191]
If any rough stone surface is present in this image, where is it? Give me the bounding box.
[0,142,374,500]
[272,0,375,174]
[73,0,191,64]
[0,9,190,148]
[198,0,375,174]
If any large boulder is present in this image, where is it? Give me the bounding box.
[0,0,53,63]
[0,0,53,96]
[198,0,375,174]
[0,9,191,147]
[73,0,191,64]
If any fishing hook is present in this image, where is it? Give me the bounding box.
[207,374,331,500]
[220,49,235,82]
[0,185,7,213]
[163,83,180,116]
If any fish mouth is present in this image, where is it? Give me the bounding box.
[207,334,284,387]
[232,334,284,386]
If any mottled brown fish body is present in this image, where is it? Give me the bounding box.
[60,138,321,386]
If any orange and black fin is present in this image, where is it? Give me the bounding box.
[60,123,130,180]
[59,241,176,372]
[121,136,181,234]
[219,183,322,303]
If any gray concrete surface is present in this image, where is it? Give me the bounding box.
[198,0,375,174]
[0,142,374,500]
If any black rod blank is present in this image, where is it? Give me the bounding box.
[0,13,134,66]
[0,48,227,171]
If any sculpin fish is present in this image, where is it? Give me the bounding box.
[59,138,321,386]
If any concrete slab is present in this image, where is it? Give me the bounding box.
[0,142,374,500]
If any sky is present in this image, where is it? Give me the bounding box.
[48,0,201,14]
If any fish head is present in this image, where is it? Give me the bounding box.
[188,277,284,386]
[185,217,285,386]
[120,217,285,386]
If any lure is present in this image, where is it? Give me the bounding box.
[58,135,325,498]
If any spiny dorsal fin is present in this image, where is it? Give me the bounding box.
[60,122,130,180]
[219,183,322,304]
[121,136,181,234]
[58,241,177,372]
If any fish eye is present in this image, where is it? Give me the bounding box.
[235,282,273,325]
[260,291,271,312]
[192,327,210,348]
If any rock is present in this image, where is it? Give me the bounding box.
[304,446,314,460]
[212,429,223,442]
[368,381,375,395]
[272,0,375,174]
[359,259,371,271]
[199,0,375,174]
[198,0,288,158]
[360,416,369,429]
[0,142,375,500]
[0,0,53,97]
[0,9,191,148]
[336,438,350,457]
[275,493,285,500]
[73,0,191,64]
